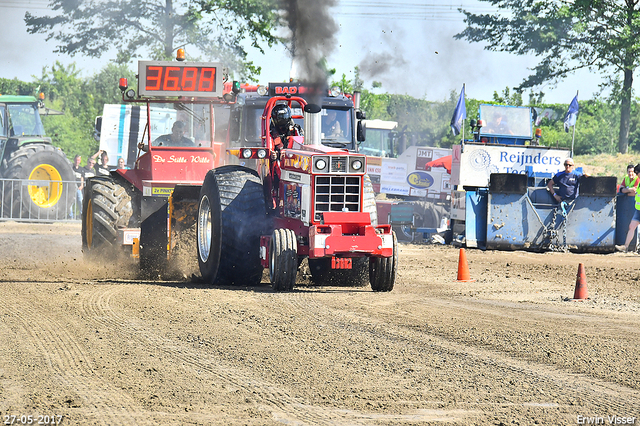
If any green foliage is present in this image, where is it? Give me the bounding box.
[85,63,137,107]
[5,63,640,167]
[455,0,640,153]
[492,87,523,106]
[0,79,42,97]
[32,62,99,161]
[334,68,640,157]
[24,0,282,80]
[1,62,141,164]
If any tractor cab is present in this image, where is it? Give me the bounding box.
[111,59,232,188]
[227,82,362,155]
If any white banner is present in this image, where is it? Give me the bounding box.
[453,144,570,188]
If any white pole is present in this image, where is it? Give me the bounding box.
[462,83,466,143]
[570,90,578,157]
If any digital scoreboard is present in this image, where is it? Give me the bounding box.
[138,61,224,97]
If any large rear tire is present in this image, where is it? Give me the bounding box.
[81,176,133,260]
[197,166,266,286]
[369,231,397,292]
[1,143,75,219]
[269,228,297,292]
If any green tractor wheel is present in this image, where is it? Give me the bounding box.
[1,143,75,219]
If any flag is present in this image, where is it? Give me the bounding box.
[450,85,466,136]
[563,95,579,132]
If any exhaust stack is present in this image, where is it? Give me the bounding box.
[353,91,361,109]
[304,104,322,145]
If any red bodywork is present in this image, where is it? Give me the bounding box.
[236,95,395,269]
[115,99,225,192]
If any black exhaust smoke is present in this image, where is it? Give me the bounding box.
[281,0,338,104]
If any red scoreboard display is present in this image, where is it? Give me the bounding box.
[138,61,224,97]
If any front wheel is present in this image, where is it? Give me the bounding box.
[369,231,397,292]
[2,143,75,219]
[269,228,298,292]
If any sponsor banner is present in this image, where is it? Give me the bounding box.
[152,187,173,196]
[407,171,435,189]
[381,161,407,184]
[415,147,450,170]
[152,154,212,164]
[456,144,569,188]
[367,156,382,176]
[380,184,410,196]
[409,188,427,197]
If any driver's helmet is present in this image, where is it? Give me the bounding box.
[271,104,292,131]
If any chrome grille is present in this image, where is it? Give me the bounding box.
[314,175,361,221]
[330,156,348,173]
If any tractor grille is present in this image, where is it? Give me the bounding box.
[330,156,348,173]
[314,175,361,221]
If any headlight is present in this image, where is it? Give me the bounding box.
[257,85,268,96]
[329,86,341,97]
[351,159,363,171]
[242,148,252,159]
[257,149,267,159]
[315,158,327,170]
[125,89,136,99]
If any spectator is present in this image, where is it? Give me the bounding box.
[117,157,126,169]
[84,157,96,180]
[619,164,639,196]
[546,158,588,202]
[71,154,84,216]
[91,150,110,176]
[616,164,640,252]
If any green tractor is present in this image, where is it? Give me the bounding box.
[0,95,75,219]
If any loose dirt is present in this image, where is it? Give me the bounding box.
[0,222,638,425]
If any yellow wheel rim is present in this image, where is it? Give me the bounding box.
[86,199,93,248]
[27,164,63,208]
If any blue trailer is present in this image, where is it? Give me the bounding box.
[450,104,626,253]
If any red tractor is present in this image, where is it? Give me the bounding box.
[210,95,397,291]
[82,57,397,292]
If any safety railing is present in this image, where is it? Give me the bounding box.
[0,178,82,222]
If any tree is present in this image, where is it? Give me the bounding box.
[455,0,640,154]
[24,0,282,80]
[85,63,138,107]
[33,62,99,159]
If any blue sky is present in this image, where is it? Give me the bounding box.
[0,0,610,104]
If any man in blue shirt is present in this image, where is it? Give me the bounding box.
[547,158,586,202]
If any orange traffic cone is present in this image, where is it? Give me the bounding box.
[456,248,475,282]
[572,263,589,300]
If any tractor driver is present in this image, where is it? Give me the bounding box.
[153,121,194,147]
[270,104,302,154]
[268,104,303,209]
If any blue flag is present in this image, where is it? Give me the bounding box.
[450,85,466,136]
[564,95,579,132]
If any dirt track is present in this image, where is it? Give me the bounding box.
[0,221,639,426]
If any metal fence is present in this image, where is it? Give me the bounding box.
[0,178,81,222]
